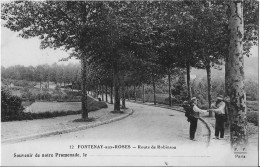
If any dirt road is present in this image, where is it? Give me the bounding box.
[3,102,256,166]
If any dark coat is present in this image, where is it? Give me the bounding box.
[183,104,195,122]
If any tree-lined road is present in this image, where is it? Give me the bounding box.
[2,101,257,166]
[2,1,258,149]
[2,101,210,166]
[3,101,209,145]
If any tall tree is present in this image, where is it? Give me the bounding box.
[226,0,247,148]
[2,1,105,119]
[190,2,228,117]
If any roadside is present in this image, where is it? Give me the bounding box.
[2,100,257,166]
[202,115,258,149]
[127,99,258,150]
[2,101,212,166]
[126,99,211,146]
[2,103,133,143]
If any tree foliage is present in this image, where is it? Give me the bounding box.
[1,1,258,120]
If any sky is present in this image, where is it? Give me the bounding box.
[1,26,258,69]
[1,27,79,67]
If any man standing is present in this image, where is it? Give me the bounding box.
[183,97,207,141]
[182,101,191,122]
[209,96,227,139]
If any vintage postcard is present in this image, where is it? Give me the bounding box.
[1,1,259,166]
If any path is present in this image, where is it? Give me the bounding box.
[2,101,257,166]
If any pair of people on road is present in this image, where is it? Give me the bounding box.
[183,96,228,141]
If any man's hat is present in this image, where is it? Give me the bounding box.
[191,97,197,101]
[190,97,197,103]
[217,95,223,100]
[224,96,230,102]
[183,101,189,105]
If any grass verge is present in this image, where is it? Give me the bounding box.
[2,96,108,122]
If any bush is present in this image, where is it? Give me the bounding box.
[247,101,258,111]
[245,80,258,100]
[171,74,188,102]
[5,79,37,88]
[87,97,108,109]
[64,90,82,96]
[21,90,36,101]
[36,91,52,101]
[143,85,165,95]
[1,86,25,121]
[164,97,179,105]
[18,110,82,121]
[2,93,108,122]
[247,111,258,126]
[55,85,61,92]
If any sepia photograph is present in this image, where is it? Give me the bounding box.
[1,0,259,166]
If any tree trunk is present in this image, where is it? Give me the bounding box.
[110,85,113,104]
[226,0,247,148]
[152,76,156,105]
[142,84,145,103]
[113,64,120,112]
[186,61,191,100]
[81,55,88,119]
[168,71,172,106]
[121,80,126,109]
[127,86,130,100]
[134,85,136,101]
[105,85,108,102]
[206,64,213,117]
[101,85,104,101]
[225,44,232,130]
